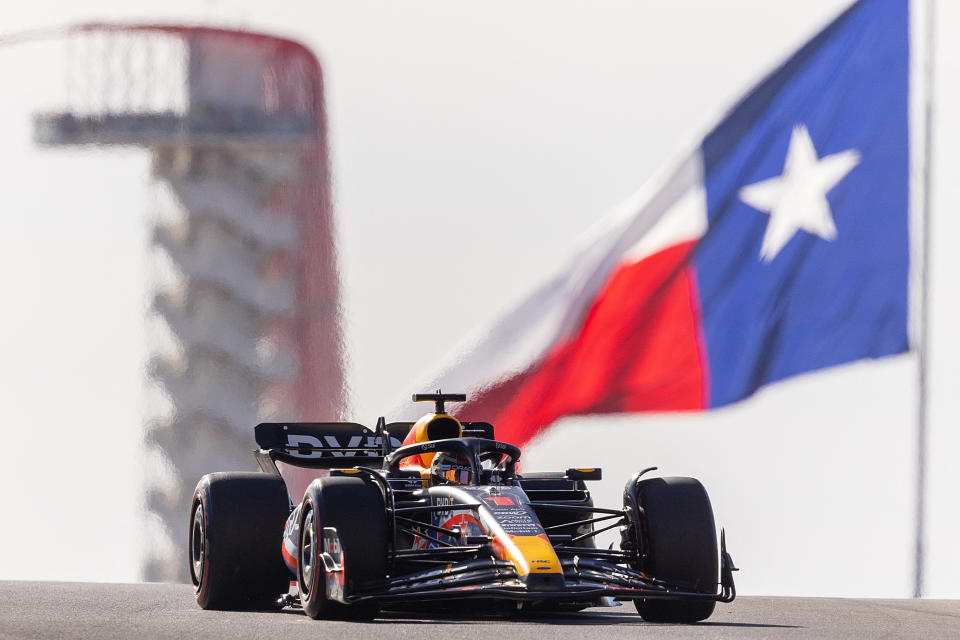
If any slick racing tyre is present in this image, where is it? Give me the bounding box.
[626,476,718,623]
[189,472,292,610]
[297,476,387,620]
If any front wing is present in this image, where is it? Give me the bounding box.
[346,550,737,605]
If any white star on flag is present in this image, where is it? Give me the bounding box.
[738,124,861,262]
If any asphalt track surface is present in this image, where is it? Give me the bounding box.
[1,582,959,639]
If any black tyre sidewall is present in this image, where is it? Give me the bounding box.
[190,487,213,607]
[297,493,330,619]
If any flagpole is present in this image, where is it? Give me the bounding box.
[913,0,936,600]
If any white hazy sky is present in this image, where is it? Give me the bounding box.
[2,0,959,599]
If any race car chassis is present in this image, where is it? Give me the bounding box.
[327,488,737,606]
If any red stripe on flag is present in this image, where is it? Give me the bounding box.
[458,241,707,447]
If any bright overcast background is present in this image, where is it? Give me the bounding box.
[1,0,959,598]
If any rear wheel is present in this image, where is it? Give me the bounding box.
[626,476,718,623]
[297,476,387,620]
[189,472,291,610]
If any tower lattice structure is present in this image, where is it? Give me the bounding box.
[33,24,344,582]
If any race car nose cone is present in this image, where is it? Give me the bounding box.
[523,572,565,592]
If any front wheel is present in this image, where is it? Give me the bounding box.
[625,476,718,623]
[297,476,387,620]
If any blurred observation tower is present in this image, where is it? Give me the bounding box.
[33,24,344,582]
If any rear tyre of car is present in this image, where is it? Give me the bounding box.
[189,472,292,610]
[297,476,387,620]
[626,476,718,623]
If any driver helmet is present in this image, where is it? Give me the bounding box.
[430,451,474,486]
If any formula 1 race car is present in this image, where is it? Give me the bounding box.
[188,393,736,623]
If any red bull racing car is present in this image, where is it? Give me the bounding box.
[188,393,736,623]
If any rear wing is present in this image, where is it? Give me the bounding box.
[253,419,496,472]
[254,421,412,471]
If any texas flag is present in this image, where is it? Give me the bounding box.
[411,0,911,448]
